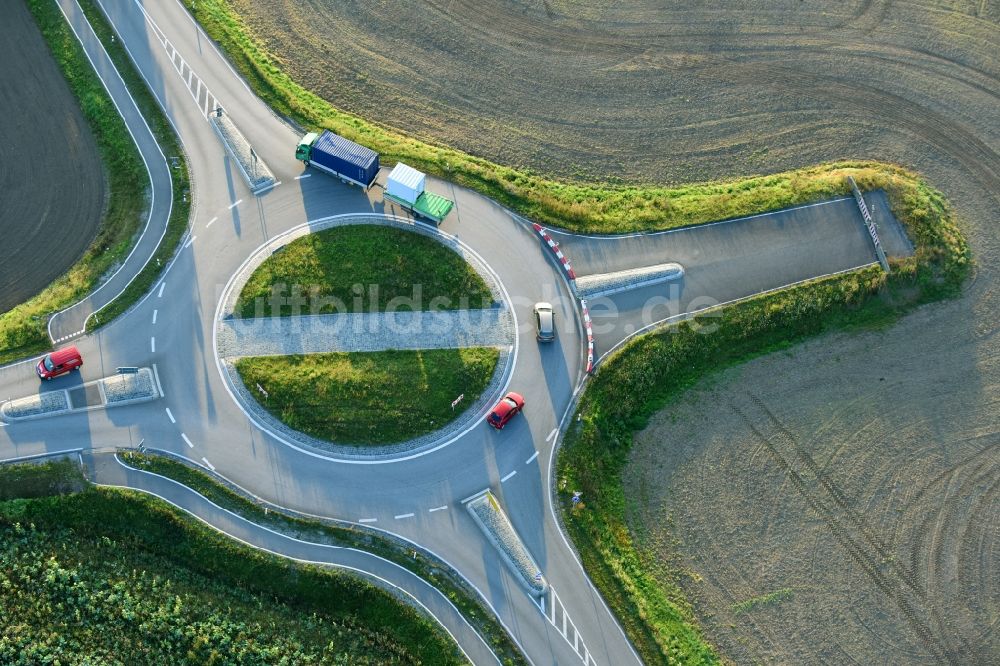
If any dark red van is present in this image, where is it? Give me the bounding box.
[36,346,83,380]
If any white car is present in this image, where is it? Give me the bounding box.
[533,302,555,342]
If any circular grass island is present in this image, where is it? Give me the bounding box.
[225,222,511,450]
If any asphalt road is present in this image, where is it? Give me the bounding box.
[0,0,908,664]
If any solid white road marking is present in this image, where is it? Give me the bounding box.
[201,457,215,471]
[184,235,196,248]
[228,199,243,210]
[294,173,311,180]
[152,363,164,397]
[546,428,558,442]
[157,282,165,297]
[152,309,158,324]
[501,470,517,483]
[394,512,415,520]
[206,216,218,227]
[358,518,378,523]
[165,407,176,424]
[429,506,448,513]
[526,450,540,465]
[181,433,193,448]
[150,337,156,353]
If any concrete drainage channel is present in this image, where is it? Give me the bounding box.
[1,368,160,422]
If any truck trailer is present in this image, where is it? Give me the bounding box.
[383,162,454,224]
[296,130,379,190]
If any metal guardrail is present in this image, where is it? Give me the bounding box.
[847,176,890,273]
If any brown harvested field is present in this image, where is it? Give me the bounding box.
[0,0,104,313]
[626,304,1000,664]
[229,1,1000,663]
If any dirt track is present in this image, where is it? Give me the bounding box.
[228,2,1000,663]
[0,1,105,314]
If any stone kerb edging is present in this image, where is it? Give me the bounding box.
[467,491,548,596]
[214,214,517,461]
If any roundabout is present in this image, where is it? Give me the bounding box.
[0,1,975,664]
[213,213,520,460]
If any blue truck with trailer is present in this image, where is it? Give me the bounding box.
[295,130,379,190]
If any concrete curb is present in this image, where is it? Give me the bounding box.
[467,491,547,596]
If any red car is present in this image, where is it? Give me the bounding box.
[488,392,525,430]
[36,345,83,380]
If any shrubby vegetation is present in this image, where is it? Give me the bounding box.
[0,481,462,664]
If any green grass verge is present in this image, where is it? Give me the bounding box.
[185,0,925,236]
[235,347,500,445]
[77,0,191,332]
[0,0,191,366]
[0,458,87,501]
[0,483,461,664]
[0,0,149,365]
[120,451,528,665]
[555,174,969,664]
[236,225,493,317]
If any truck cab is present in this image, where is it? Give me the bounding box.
[295,132,318,162]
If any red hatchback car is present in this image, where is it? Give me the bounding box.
[36,346,83,380]
[488,392,525,430]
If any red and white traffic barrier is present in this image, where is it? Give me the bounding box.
[580,299,595,374]
[532,223,576,280]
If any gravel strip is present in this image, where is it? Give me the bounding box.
[575,262,685,299]
[217,309,512,357]
[100,368,157,404]
[210,112,275,192]
[467,492,547,595]
[1,391,69,420]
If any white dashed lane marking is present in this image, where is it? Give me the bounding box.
[165,407,175,424]
[184,235,196,248]
[201,457,215,471]
[157,282,165,298]
[394,512,415,520]
[526,451,540,465]
[206,216,218,228]
[181,433,194,448]
[294,173,311,180]
[546,428,558,442]
[150,337,156,353]
[358,518,377,524]
[501,470,517,483]
[227,199,242,210]
[429,506,448,513]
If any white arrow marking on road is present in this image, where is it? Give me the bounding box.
[394,512,415,520]
[181,433,193,448]
[157,282,165,298]
[501,470,517,483]
[546,428,558,442]
[201,457,215,471]
[525,451,540,465]
[150,337,156,353]
[152,309,158,324]
[165,407,175,424]
[428,506,448,513]
[206,216,218,228]
[358,518,378,523]
[228,199,243,210]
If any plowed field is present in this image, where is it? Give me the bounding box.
[0,0,104,313]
